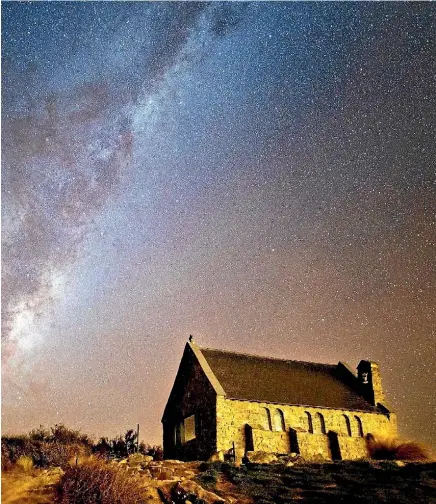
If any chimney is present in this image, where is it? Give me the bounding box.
[357,360,386,407]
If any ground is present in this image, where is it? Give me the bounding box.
[2,458,436,504]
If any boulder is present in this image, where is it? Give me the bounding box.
[128,453,154,465]
[245,451,278,464]
[159,480,225,504]
[179,480,225,504]
[158,469,175,480]
[181,470,196,479]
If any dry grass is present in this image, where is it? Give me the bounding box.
[15,456,34,473]
[1,468,62,504]
[366,434,433,461]
[55,458,147,504]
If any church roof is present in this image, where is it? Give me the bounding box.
[200,347,375,412]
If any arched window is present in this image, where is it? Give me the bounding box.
[315,412,326,434]
[343,415,352,436]
[305,411,313,433]
[354,416,364,437]
[264,408,272,430]
[273,409,286,431]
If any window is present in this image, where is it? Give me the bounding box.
[343,415,352,436]
[183,415,196,442]
[305,411,313,433]
[273,409,286,431]
[263,408,272,430]
[175,422,184,446]
[354,416,364,437]
[315,412,326,434]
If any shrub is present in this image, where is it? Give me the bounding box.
[2,436,33,468]
[32,441,91,469]
[139,442,163,461]
[55,458,146,504]
[366,434,432,461]
[2,430,92,469]
[93,430,163,461]
[29,424,92,447]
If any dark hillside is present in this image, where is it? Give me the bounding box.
[195,461,436,504]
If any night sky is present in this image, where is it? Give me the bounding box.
[2,2,435,448]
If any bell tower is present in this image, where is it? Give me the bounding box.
[357,360,386,407]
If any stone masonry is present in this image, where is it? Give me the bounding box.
[162,340,398,461]
[215,396,397,461]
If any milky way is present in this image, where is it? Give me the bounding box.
[2,2,435,447]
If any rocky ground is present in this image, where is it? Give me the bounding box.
[2,453,436,504]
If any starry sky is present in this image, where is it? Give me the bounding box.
[2,2,435,448]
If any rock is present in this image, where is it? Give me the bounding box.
[163,459,184,464]
[159,481,188,504]
[127,453,154,469]
[129,453,154,463]
[290,453,298,458]
[395,460,406,467]
[179,480,225,504]
[158,469,175,480]
[285,461,294,467]
[182,470,196,479]
[208,451,225,462]
[246,451,278,464]
[149,465,162,478]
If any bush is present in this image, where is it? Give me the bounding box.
[93,431,163,461]
[2,426,92,469]
[366,434,432,461]
[29,424,93,447]
[2,436,36,469]
[55,458,146,504]
[32,441,91,468]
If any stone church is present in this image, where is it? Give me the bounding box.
[162,338,397,461]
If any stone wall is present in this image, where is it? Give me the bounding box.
[249,427,290,454]
[296,432,331,460]
[337,436,368,460]
[162,344,217,460]
[216,396,397,460]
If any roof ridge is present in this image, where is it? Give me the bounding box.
[200,346,337,368]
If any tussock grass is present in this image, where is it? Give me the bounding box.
[366,434,433,461]
[15,456,34,473]
[55,458,146,504]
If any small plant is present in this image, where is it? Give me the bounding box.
[366,433,432,461]
[15,455,34,472]
[55,458,146,504]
